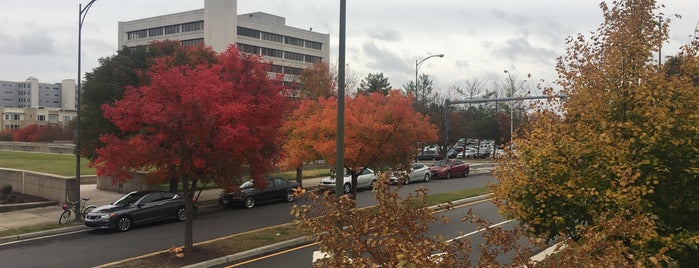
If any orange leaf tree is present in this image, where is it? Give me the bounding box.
[492,1,699,266]
[284,90,438,197]
[91,45,289,251]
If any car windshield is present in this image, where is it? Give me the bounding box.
[240,180,254,189]
[432,160,449,167]
[112,192,147,207]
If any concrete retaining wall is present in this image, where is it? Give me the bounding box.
[96,172,161,193]
[0,168,77,203]
[0,141,74,154]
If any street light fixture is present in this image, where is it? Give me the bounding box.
[415,54,444,95]
[75,0,97,221]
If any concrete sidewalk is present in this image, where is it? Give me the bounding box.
[0,177,325,237]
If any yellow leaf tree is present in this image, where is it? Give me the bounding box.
[493,0,699,266]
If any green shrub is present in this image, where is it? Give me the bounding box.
[2,185,11,195]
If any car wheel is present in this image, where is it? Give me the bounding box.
[343,183,351,194]
[424,173,430,182]
[244,196,255,208]
[370,180,377,189]
[116,216,132,232]
[446,171,451,179]
[176,207,186,221]
[404,177,410,185]
[286,191,295,202]
[463,169,469,177]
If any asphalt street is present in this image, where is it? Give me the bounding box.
[0,172,496,268]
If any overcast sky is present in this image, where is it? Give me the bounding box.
[1,0,697,95]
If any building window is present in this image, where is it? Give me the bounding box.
[64,116,71,122]
[305,55,322,63]
[261,48,283,58]
[12,114,20,120]
[182,21,203,32]
[285,36,304,46]
[238,43,259,54]
[285,51,304,61]
[261,32,284,43]
[148,27,163,37]
[127,30,148,40]
[38,115,46,121]
[180,39,203,47]
[306,41,322,50]
[237,27,260,38]
[270,65,283,73]
[283,66,302,76]
[164,25,180,34]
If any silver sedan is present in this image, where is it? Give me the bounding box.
[390,163,431,184]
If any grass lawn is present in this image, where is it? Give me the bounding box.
[0,151,95,176]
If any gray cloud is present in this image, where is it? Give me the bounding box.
[18,33,56,55]
[361,41,412,74]
[366,29,402,42]
[493,37,558,64]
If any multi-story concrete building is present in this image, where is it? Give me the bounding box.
[117,0,330,87]
[0,77,75,110]
[0,77,77,131]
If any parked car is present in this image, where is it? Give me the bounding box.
[219,177,298,209]
[318,168,377,194]
[461,148,478,159]
[429,159,470,179]
[416,150,442,161]
[389,163,431,184]
[446,146,464,158]
[84,191,194,232]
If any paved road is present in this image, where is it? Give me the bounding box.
[0,172,496,268]
[224,198,520,267]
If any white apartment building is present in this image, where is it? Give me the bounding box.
[0,77,77,130]
[117,0,330,86]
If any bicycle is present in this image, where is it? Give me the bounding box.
[59,198,97,224]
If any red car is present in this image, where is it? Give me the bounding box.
[429,159,470,179]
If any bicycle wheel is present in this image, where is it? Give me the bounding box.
[82,205,97,220]
[59,210,72,225]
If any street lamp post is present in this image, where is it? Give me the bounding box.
[415,54,443,153]
[75,0,97,221]
[414,54,444,97]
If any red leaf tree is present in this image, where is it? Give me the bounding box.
[284,90,438,197]
[91,45,289,251]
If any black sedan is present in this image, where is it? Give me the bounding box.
[417,150,442,161]
[219,177,298,209]
[84,191,193,232]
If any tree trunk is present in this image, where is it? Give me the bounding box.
[169,177,178,193]
[351,173,358,201]
[182,175,194,252]
[296,166,303,188]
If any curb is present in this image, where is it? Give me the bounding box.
[182,236,315,268]
[0,200,58,213]
[0,225,86,245]
[184,193,495,268]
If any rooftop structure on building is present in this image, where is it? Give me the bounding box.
[117,0,330,87]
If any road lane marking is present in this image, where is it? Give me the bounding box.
[227,197,500,267]
[446,219,514,243]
